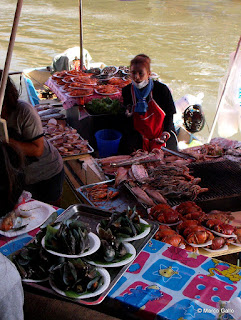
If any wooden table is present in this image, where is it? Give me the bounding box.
[64,155,106,201]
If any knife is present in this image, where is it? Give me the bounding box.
[161,146,197,161]
[110,158,162,167]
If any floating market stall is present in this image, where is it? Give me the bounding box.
[2,200,241,320]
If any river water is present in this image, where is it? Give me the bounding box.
[1,0,241,142]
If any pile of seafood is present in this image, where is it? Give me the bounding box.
[0,203,35,232]
[102,149,208,205]
[51,66,131,98]
[84,183,119,203]
[42,118,91,157]
[151,201,238,251]
[11,241,56,281]
[44,220,90,255]
[49,258,103,294]
[98,149,164,176]
[90,228,129,263]
[35,104,64,121]
[99,207,149,239]
[179,138,241,163]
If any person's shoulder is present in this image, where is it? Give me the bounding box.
[153,80,169,91]
[17,99,35,110]
[122,83,132,95]
[18,100,38,114]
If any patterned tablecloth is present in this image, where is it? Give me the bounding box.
[1,208,241,319]
[45,78,122,110]
[108,240,241,320]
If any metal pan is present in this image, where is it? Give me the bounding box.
[76,179,140,213]
[23,204,159,305]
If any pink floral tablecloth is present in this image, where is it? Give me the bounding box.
[45,78,122,110]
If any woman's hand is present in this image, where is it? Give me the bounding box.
[155,131,170,144]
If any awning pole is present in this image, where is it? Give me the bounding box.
[0,0,24,141]
[79,0,83,71]
[207,36,241,143]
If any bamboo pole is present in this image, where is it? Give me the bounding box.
[207,36,241,143]
[0,0,24,141]
[79,0,83,71]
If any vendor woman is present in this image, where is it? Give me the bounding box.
[0,70,64,206]
[121,54,178,153]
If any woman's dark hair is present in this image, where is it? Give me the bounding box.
[0,69,19,114]
[0,141,25,217]
[130,54,151,73]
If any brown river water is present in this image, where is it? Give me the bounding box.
[0,0,241,142]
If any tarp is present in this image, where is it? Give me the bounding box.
[217,49,241,138]
[52,46,92,72]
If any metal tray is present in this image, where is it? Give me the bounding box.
[24,204,158,305]
[61,135,94,159]
[77,179,141,213]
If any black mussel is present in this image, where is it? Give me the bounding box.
[100,207,141,239]
[62,261,78,287]
[98,227,115,242]
[116,242,127,258]
[12,242,54,281]
[87,275,101,292]
[45,219,90,255]
[101,240,116,262]
[50,259,101,294]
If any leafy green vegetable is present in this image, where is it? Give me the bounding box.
[85,98,124,115]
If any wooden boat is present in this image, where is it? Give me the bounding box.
[19,66,202,149]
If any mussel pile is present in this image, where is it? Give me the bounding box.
[99,207,147,239]
[11,241,56,281]
[50,259,103,294]
[45,220,90,255]
[93,228,128,263]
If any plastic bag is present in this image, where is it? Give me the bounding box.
[217,50,241,138]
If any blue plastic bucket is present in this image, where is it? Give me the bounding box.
[95,129,122,158]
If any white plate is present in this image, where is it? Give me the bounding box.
[202,244,229,253]
[62,78,73,83]
[100,66,118,76]
[68,85,92,90]
[41,232,100,258]
[147,208,181,226]
[72,77,96,85]
[0,200,56,237]
[230,241,241,247]
[49,267,110,300]
[159,221,182,227]
[187,240,213,248]
[94,89,120,96]
[205,227,237,238]
[66,92,93,98]
[86,242,136,268]
[22,277,49,283]
[97,218,151,242]
[52,74,66,79]
[66,72,80,76]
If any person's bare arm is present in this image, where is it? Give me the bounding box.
[9,136,44,157]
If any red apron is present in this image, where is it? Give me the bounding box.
[131,85,166,152]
